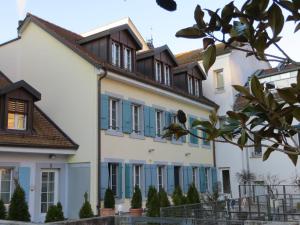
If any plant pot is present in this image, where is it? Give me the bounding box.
[101,208,115,217]
[129,208,143,216]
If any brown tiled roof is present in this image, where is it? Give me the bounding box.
[0,72,78,149]
[176,43,232,65]
[15,14,217,109]
[173,62,206,80]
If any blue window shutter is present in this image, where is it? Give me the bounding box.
[122,100,132,134]
[167,165,174,195]
[202,131,210,146]
[149,107,156,137]
[18,167,30,202]
[164,112,172,128]
[183,166,188,193]
[211,167,218,192]
[125,164,133,198]
[144,164,152,197]
[100,162,109,200]
[199,167,206,193]
[188,167,193,186]
[189,117,198,144]
[150,164,157,188]
[144,106,150,137]
[118,163,123,199]
[100,94,109,130]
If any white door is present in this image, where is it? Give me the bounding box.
[40,169,59,222]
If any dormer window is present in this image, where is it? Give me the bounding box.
[112,42,121,66]
[124,47,132,71]
[188,76,193,95]
[155,61,162,83]
[164,65,171,86]
[7,99,28,130]
[195,79,200,96]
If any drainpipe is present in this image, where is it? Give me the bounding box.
[97,68,107,215]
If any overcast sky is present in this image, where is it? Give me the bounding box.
[1,0,299,65]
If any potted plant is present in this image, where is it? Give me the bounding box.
[130,185,143,216]
[101,188,115,216]
[79,192,94,218]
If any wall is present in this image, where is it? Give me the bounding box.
[0,22,99,212]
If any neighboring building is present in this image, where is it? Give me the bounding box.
[0,14,219,220]
[0,71,78,222]
[176,44,270,198]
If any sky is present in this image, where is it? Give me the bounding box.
[0,0,299,64]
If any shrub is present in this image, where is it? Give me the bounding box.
[79,192,94,218]
[172,186,186,206]
[146,186,159,217]
[45,202,64,223]
[104,188,115,209]
[158,188,170,208]
[0,199,6,219]
[186,184,200,204]
[8,180,30,221]
[131,185,142,209]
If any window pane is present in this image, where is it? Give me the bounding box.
[1,181,11,193]
[7,113,15,129]
[41,193,47,202]
[0,193,10,204]
[41,203,47,213]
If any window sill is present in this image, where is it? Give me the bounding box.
[105,129,124,137]
[189,143,199,148]
[201,144,211,149]
[154,137,167,143]
[130,133,145,140]
[171,139,183,145]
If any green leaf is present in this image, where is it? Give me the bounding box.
[232,85,252,97]
[268,3,284,36]
[288,153,298,166]
[237,130,248,149]
[194,5,206,29]
[277,88,298,104]
[293,107,300,121]
[221,1,234,23]
[295,23,300,33]
[203,38,215,50]
[156,0,177,11]
[176,27,205,39]
[250,76,264,100]
[263,147,274,161]
[202,44,216,73]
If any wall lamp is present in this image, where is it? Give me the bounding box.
[185,153,191,157]
[148,149,155,153]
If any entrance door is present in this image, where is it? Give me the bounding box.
[40,170,59,222]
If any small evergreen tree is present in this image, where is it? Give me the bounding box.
[186,184,200,204]
[45,202,64,223]
[8,181,30,221]
[79,192,94,218]
[172,186,186,206]
[146,186,159,217]
[0,199,6,220]
[158,188,170,208]
[104,188,115,209]
[131,185,142,209]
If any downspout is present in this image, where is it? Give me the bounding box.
[97,67,107,215]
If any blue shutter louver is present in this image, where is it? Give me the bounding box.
[183,166,188,193]
[125,164,133,198]
[118,163,123,199]
[18,167,30,202]
[144,106,150,137]
[144,164,152,196]
[122,100,132,134]
[199,166,206,193]
[187,166,193,186]
[149,107,156,137]
[150,164,157,188]
[100,162,109,200]
[167,165,174,195]
[189,117,198,144]
[100,94,109,130]
[211,167,218,192]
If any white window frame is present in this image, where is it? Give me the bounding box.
[132,104,141,134]
[155,110,163,137]
[195,79,200,96]
[109,163,118,196]
[164,65,171,86]
[112,42,121,66]
[109,98,120,131]
[40,169,59,214]
[157,166,164,191]
[124,47,132,71]
[0,169,13,204]
[133,165,141,189]
[155,61,162,83]
[188,76,193,94]
[215,69,225,92]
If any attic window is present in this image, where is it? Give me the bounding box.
[124,47,132,71]
[7,99,28,130]
[112,42,121,66]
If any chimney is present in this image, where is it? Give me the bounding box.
[146,38,154,49]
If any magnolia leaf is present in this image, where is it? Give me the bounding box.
[203,38,215,50]
[176,27,205,39]
[263,146,275,161]
[288,153,298,166]
[156,0,177,11]
[268,3,284,37]
[250,76,264,100]
[177,110,187,124]
[232,85,252,97]
[192,120,211,128]
[293,108,300,121]
[221,1,234,22]
[194,5,206,29]
[277,88,298,104]
[237,130,247,149]
[295,23,300,33]
[202,44,216,73]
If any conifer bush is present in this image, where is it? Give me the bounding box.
[172,186,186,206]
[146,186,159,217]
[7,181,30,221]
[104,188,115,209]
[186,184,200,204]
[45,202,64,223]
[0,199,6,220]
[79,192,94,218]
[131,185,142,209]
[158,188,170,208]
